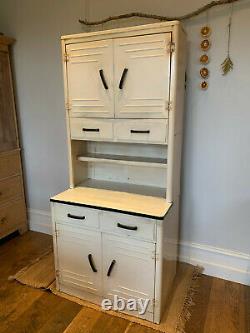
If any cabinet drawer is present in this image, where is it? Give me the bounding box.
[0,199,26,238]
[114,119,168,144]
[53,203,99,229]
[0,176,23,204]
[70,118,113,141]
[0,151,21,180]
[100,211,156,242]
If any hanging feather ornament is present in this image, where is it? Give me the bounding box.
[221,4,234,75]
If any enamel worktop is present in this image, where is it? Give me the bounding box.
[50,187,172,219]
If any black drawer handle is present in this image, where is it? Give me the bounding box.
[130,130,150,134]
[88,254,98,273]
[82,128,100,132]
[107,259,116,277]
[99,69,108,90]
[117,223,138,231]
[67,213,85,220]
[119,68,128,89]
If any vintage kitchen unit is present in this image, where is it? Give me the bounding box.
[51,21,186,324]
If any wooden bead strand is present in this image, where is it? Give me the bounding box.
[200,11,211,90]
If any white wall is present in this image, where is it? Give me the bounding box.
[1,0,250,284]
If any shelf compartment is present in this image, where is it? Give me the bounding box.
[78,179,166,198]
[77,153,167,169]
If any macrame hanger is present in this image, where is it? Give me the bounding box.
[221,2,234,75]
[227,3,234,56]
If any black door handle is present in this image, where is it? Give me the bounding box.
[99,69,108,89]
[119,68,128,89]
[88,254,97,272]
[130,130,150,134]
[107,260,116,277]
[117,223,138,231]
[82,128,100,132]
[67,213,86,220]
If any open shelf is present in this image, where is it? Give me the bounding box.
[78,179,166,198]
[77,153,167,168]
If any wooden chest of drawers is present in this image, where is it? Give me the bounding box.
[0,36,27,239]
[0,150,27,238]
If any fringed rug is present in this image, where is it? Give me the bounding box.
[9,250,203,333]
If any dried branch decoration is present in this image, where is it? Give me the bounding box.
[221,4,234,75]
[79,0,241,25]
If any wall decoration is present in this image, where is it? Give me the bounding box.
[221,4,234,75]
[200,54,209,65]
[79,0,241,26]
[199,10,211,90]
[200,67,209,79]
[201,26,211,37]
[201,39,211,51]
[201,81,209,90]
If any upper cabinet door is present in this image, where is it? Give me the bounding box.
[66,40,114,118]
[114,33,171,118]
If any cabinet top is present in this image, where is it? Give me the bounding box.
[0,35,15,46]
[51,187,172,220]
[61,21,184,43]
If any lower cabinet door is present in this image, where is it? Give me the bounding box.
[102,233,156,318]
[56,224,102,297]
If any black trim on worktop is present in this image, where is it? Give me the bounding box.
[50,198,173,220]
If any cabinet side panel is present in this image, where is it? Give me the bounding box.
[61,40,74,187]
[166,26,187,203]
[51,202,60,289]
[155,202,179,323]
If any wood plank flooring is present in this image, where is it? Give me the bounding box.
[0,231,249,333]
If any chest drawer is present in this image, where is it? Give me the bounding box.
[70,118,113,141]
[100,211,156,242]
[0,199,26,238]
[0,176,23,204]
[114,119,168,144]
[0,151,21,180]
[53,203,100,230]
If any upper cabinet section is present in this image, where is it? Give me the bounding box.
[66,40,114,118]
[64,29,173,119]
[114,33,171,119]
[0,37,19,153]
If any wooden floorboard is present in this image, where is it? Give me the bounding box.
[0,231,249,333]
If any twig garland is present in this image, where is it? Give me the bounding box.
[221,4,234,75]
[79,0,241,25]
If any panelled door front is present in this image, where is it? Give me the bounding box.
[114,33,172,118]
[66,39,114,118]
[56,224,102,296]
[102,233,156,318]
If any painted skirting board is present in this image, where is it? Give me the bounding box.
[28,208,250,286]
[28,209,52,235]
[179,241,250,286]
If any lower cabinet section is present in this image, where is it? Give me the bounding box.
[52,201,177,324]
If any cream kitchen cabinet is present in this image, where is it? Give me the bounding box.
[52,21,186,324]
[65,33,171,119]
